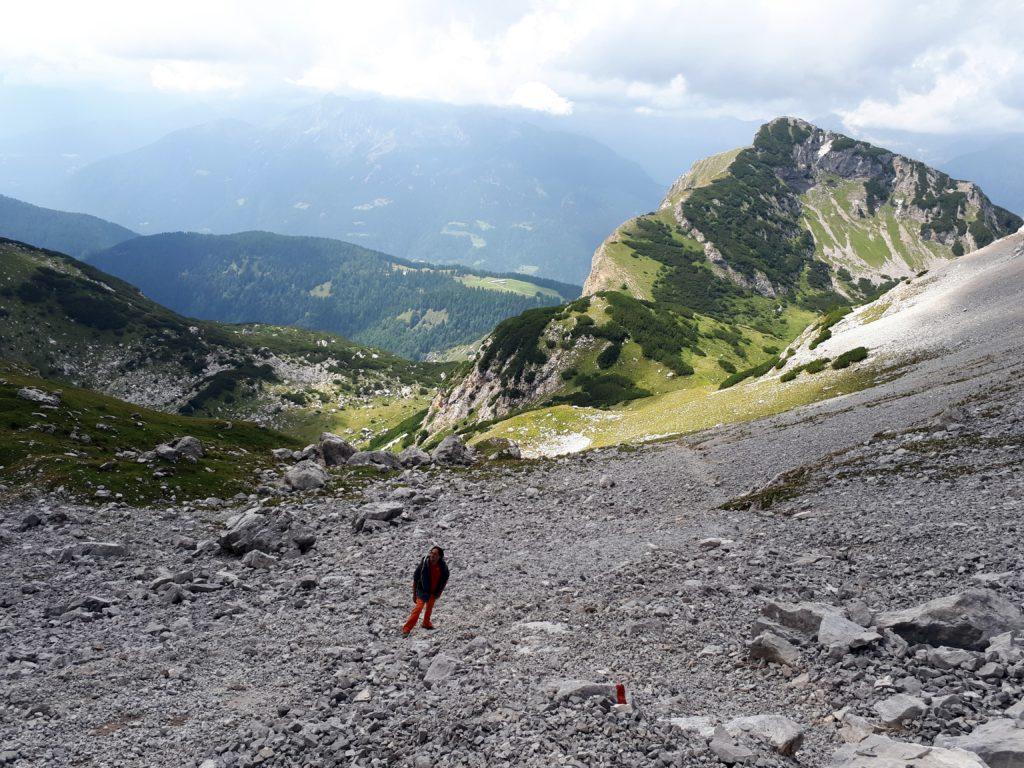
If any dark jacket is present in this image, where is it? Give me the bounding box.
[413,556,449,601]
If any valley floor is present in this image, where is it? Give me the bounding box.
[2,307,1024,767]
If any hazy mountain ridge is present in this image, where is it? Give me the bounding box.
[54,98,663,282]
[87,230,580,360]
[0,194,137,258]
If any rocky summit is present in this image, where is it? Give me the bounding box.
[3,259,1024,767]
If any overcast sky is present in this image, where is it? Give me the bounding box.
[2,0,1022,137]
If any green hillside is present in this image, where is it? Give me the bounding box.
[87,231,580,359]
[424,118,1021,452]
[0,237,452,442]
[0,361,301,505]
[0,194,136,258]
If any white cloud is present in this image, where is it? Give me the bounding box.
[839,43,1024,134]
[150,62,245,93]
[1,0,1022,134]
[509,82,573,115]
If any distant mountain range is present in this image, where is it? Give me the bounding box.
[49,97,662,283]
[943,136,1024,222]
[87,230,579,359]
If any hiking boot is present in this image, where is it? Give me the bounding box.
[422,623,435,630]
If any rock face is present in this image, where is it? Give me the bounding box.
[219,511,316,555]
[284,460,329,491]
[936,718,1024,768]
[830,734,988,767]
[319,434,356,466]
[876,590,1024,650]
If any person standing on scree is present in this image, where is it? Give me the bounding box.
[402,546,449,636]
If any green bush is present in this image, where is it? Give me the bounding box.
[718,357,780,389]
[596,342,622,369]
[809,328,831,349]
[717,358,737,374]
[550,373,650,408]
[831,347,868,369]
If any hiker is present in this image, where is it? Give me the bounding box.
[402,546,449,635]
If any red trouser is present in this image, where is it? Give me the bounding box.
[403,595,436,633]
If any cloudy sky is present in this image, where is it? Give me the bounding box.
[2,0,1022,135]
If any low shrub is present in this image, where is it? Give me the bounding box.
[831,347,868,369]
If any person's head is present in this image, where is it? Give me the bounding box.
[428,546,443,564]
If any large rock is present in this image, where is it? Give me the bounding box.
[762,600,844,635]
[723,714,805,756]
[873,694,926,727]
[549,680,618,702]
[876,589,1024,650]
[219,511,316,555]
[319,434,356,466]
[351,500,406,533]
[818,613,882,653]
[284,460,329,490]
[431,435,474,465]
[762,600,879,653]
[936,718,1024,768]
[17,387,60,406]
[347,450,402,471]
[748,632,801,666]
[397,445,431,468]
[57,541,126,562]
[830,734,987,767]
[710,727,757,765]
[154,436,205,463]
[423,654,457,686]
[171,436,204,460]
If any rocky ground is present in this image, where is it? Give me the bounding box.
[2,327,1024,767]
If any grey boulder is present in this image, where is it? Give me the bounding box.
[219,511,316,555]
[284,460,329,490]
[430,435,474,465]
[397,445,432,468]
[550,680,617,702]
[830,734,987,767]
[723,714,805,756]
[873,694,926,727]
[423,654,457,686]
[319,434,356,466]
[347,450,402,470]
[876,589,1024,650]
[936,718,1024,768]
[748,632,801,666]
[17,387,60,406]
[57,541,126,562]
